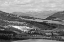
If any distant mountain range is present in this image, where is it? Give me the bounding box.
[12,12,33,17]
[12,11,57,19]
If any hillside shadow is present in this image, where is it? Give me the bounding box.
[0,40,12,42]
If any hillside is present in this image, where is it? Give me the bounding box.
[0,11,64,40]
[46,11,64,20]
[0,11,57,30]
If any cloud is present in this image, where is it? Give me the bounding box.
[0,0,64,13]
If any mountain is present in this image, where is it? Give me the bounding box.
[46,11,64,20]
[12,11,57,19]
[12,12,33,17]
[0,11,64,40]
[0,11,60,30]
[31,11,57,19]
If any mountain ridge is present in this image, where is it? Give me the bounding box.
[46,11,64,20]
[12,11,57,19]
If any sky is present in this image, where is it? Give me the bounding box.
[0,0,64,13]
